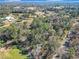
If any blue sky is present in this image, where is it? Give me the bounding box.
[0,0,79,2]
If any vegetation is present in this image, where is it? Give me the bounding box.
[0,4,79,59]
[0,48,27,59]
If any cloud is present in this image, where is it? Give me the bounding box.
[5,0,21,2]
[21,0,47,1]
[0,0,63,2]
[48,0,62,1]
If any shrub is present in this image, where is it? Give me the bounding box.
[0,48,28,59]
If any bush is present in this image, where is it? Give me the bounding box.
[0,48,28,59]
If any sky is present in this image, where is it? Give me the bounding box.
[0,0,79,2]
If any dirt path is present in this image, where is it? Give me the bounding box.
[52,31,69,59]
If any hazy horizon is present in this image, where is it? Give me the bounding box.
[0,0,79,2]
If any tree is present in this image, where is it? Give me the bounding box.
[0,48,28,59]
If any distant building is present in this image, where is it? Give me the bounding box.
[3,14,16,25]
